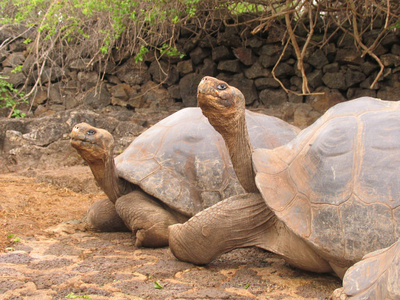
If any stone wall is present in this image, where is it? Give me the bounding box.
[1,23,400,127]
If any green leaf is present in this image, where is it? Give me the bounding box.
[65,292,92,299]
[154,281,163,289]
[11,65,23,73]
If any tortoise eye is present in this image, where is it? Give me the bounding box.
[87,129,96,135]
[217,84,227,90]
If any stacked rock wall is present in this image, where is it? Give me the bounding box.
[1,23,400,127]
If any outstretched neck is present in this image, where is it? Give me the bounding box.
[229,115,258,193]
[89,155,130,203]
[214,113,258,193]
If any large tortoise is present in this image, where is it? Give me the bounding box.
[71,107,299,247]
[169,77,400,298]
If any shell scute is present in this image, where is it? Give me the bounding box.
[309,204,343,259]
[340,197,395,262]
[280,193,311,238]
[356,110,400,207]
[256,168,296,213]
[305,116,357,205]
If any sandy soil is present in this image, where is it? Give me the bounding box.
[0,171,341,299]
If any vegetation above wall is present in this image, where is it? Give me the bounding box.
[0,0,399,117]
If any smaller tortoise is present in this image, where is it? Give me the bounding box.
[71,107,299,247]
[169,76,400,298]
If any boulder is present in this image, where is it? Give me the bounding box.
[212,46,231,62]
[69,58,93,70]
[259,88,288,106]
[177,60,194,76]
[190,47,210,65]
[116,58,150,86]
[307,69,323,89]
[335,48,364,65]
[233,47,254,66]
[199,59,217,77]
[2,52,25,68]
[307,87,346,113]
[274,62,295,78]
[149,60,179,85]
[217,59,241,73]
[322,72,347,90]
[345,69,366,87]
[380,54,400,67]
[229,77,258,105]
[110,83,135,106]
[1,67,26,87]
[377,87,400,101]
[307,48,329,69]
[77,71,98,91]
[83,85,111,109]
[131,81,174,109]
[254,77,280,89]
[179,73,203,107]
[244,62,270,79]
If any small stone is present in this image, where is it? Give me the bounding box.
[217,60,241,73]
[190,47,210,65]
[212,46,231,62]
[259,89,288,106]
[177,60,194,76]
[307,49,329,69]
[322,72,347,90]
[233,47,254,66]
[2,52,25,68]
[179,73,203,107]
[244,62,270,79]
[254,77,280,89]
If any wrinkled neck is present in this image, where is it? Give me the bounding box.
[213,113,258,193]
[89,154,129,203]
[229,115,258,193]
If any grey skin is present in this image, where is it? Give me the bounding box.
[332,239,400,299]
[169,76,400,299]
[70,107,299,248]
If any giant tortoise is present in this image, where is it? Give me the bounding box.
[169,76,400,299]
[71,107,299,247]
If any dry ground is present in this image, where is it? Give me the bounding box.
[0,170,341,299]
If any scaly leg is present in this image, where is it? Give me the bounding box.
[115,190,187,248]
[87,198,129,232]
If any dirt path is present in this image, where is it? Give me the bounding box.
[0,171,341,299]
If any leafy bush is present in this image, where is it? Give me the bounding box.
[0,0,398,111]
[0,76,26,118]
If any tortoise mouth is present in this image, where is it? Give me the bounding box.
[70,137,97,150]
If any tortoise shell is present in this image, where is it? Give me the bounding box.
[116,107,299,217]
[253,97,400,265]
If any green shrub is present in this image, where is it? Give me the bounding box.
[0,76,27,118]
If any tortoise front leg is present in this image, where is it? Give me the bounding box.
[331,239,400,300]
[169,193,331,273]
[115,190,187,248]
[87,198,130,232]
[169,193,273,265]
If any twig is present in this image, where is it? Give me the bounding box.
[347,0,385,89]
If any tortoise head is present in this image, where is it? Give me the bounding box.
[197,76,245,135]
[70,123,114,164]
